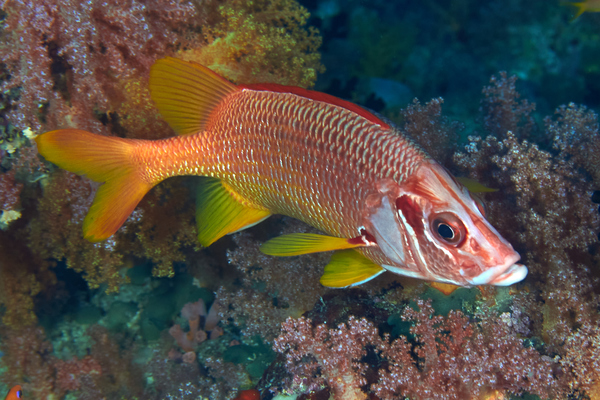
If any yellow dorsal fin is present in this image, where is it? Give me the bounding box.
[456,177,498,193]
[320,249,385,288]
[196,178,270,247]
[260,233,363,257]
[149,57,238,135]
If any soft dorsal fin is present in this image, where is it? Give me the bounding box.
[320,249,385,288]
[196,178,270,247]
[260,233,365,256]
[149,57,238,135]
[241,83,391,129]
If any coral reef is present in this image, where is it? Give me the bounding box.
[1,1,600,399]
[179,0,324,87]
[169,298,223,353]
[215,224,329,342]
[271,298,561,400]
[0,0,199,134]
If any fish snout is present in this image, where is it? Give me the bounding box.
[463,251,528,286]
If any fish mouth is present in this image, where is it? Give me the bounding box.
[465,253,528,286]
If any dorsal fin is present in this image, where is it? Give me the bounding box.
[241,83,391,129]
[149,57,238,135]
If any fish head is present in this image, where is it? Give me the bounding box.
[363,161,527,286]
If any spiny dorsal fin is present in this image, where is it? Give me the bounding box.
[149,57,238,135]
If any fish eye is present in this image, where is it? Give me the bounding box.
[431,213,466,246]
[17,390,22,398]
[437,222,454,239]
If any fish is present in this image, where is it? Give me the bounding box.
[233,389,260,400]
[35,57,528,288]
[562,0,600,20]
[4,386,22,400]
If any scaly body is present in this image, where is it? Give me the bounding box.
[36,57,527,288]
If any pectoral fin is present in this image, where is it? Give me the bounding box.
[196,178,270,247]
[260,233,363,256]
[320,249,385,288]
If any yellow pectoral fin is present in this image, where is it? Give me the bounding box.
[196,178,270,247]
[260,233,363,257]
[320,249,385,288]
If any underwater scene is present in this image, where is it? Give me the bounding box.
[1,0,600,399]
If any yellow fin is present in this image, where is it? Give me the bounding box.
[429,281,460,296]
[36,129,153,242]
[196,178,270,247]
[260,233,363,257]
[320,249,385,288]
[456,177,498,193]
[149,57,238,135]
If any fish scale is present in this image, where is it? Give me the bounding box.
[138,89,427,239]
[35,57,528,288]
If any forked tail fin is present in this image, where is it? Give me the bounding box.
[35,129,153,242]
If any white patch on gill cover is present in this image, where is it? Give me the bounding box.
[368,196,405,265]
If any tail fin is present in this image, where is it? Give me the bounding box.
[36,129,153,242]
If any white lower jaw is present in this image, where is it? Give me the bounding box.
[464,254,528,286]
[488,263,528,286]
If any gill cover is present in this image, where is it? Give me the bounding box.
[363,162,527,286]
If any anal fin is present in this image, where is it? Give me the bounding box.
[196,178,270,247]
[320,249,385,288]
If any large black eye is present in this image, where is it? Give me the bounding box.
[431,213,466,246]
[436,222,455,240]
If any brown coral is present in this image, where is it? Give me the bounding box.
[179,0,324,87]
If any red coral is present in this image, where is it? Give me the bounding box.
[54,356,102,392]
[0,326,61,399]
[274,315,381,399]
[0,0,198,133]
[374,300,560,400]
[273,300,561,400]
[0,169,22,211]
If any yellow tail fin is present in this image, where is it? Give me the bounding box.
[36,129,153,242]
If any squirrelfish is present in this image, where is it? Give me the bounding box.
[36,57,527,288]
[4,386,22,400]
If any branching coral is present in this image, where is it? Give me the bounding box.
[272,300,560,400]
[0,169,23,228]
[0,0,198,133]
[179,0,324,87]
[216,223,329,342]
[374,300,560,400]
[26,170,127,291]
[0,326,60,399]
[395,97,461,165]
[480,72,536,140]
[274,315,380,400]
[546,103,600,185]
[452,72,600,398]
